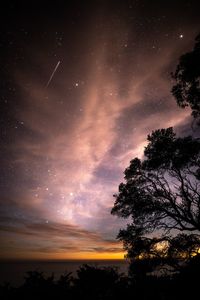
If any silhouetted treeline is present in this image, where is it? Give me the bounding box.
[1,256,200,300]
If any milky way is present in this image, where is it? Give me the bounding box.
[1,0,200,260]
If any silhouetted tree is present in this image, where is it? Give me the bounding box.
[21,270,57,300]
[111,127,200,276]
[73,264,126,300]
[1,262,199,300]
[172,33,200,122]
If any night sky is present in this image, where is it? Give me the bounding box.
[1,0,200,260]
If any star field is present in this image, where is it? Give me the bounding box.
[0,0,200,260]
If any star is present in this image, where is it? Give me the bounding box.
[179,34,184,39]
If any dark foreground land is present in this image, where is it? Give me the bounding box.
[1,256,200,300]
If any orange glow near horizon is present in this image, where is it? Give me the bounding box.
[0,251,125,261]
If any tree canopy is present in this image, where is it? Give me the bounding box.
[172,33,200,121]
[111,128,200,274]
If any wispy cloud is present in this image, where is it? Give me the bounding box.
[1,4,196,259]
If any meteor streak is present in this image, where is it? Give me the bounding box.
[46,61,60,87]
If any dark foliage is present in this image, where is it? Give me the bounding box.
[0,265,128,300]
[1,259,200,300]
[111,127,200,275]
[72,264,127,300]
[172,33,200,121]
